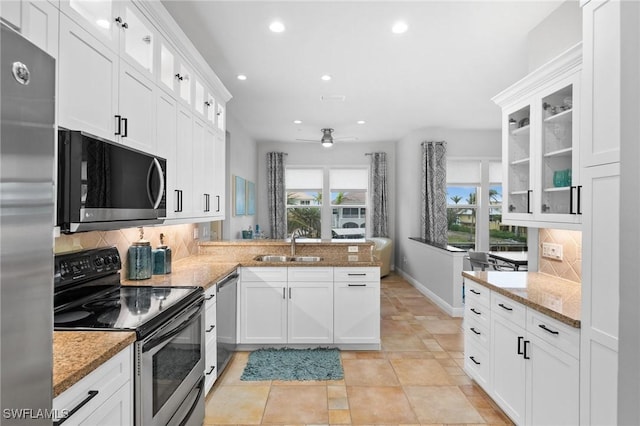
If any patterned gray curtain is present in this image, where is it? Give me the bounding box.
[421,141,447,245]
[267,152,287,239]
[369,152,388,237]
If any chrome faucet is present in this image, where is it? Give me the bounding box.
[290,229,301,256]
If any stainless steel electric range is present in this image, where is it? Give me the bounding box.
[54,247,205,426]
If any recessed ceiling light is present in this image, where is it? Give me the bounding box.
[357,120,366,125]
[293,120,302,124]
[321,74,332,81]
[269,21,285,33]
[237,74,247,81]
[392,21,408,34]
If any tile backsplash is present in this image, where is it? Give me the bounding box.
[538,228,582,282]
[55,224,200,273]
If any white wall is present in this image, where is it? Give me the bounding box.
[527,0,582,72]
[224,113,259,240]
[394,127,501,305]
[256,140,396,242]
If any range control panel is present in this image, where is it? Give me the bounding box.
[55,246,121,286]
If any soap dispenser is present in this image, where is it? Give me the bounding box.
[153,233,172,275]
[128,227,152,280]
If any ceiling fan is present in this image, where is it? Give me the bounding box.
[295,128,357,147]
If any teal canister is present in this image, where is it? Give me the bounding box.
[128,229,152,280]
[153,233,172,275]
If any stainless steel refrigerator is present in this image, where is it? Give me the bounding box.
[1,22,55,424]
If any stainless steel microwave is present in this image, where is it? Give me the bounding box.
[57,129,166,233]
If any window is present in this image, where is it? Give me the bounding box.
[445,159,527,251]
[285,168,322,238]
[285,167,368,240]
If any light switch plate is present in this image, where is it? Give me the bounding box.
[542,242,563,260]
[348,246,359,253]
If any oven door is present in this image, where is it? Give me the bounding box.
[136,298,204,426]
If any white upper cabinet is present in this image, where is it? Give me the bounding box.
[1,1,59,58]
[493,43,582,230]
[59,0,119,49]
[119,3,154,75]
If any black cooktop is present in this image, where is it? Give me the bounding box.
[54,247,202,339]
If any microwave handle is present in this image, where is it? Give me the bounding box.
[147,158,165,209]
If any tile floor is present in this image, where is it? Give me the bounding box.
[203,272,513,425]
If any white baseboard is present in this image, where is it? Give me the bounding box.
[395,267,464,318]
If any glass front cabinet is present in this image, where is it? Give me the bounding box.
[494,43,582,230]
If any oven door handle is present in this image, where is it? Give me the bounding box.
[142,300,203,353]
[178,378,205,426]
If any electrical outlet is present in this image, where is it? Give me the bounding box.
[348,246,359,253]
[542,242,563,260]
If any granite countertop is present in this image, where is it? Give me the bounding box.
[462,271,581,328]
[53,331,136,397]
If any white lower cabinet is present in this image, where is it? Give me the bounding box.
[53,345,133,426]
[204,285,217,394]
[239,266,380,346]
[463,281,580,425]
[333,267,380,344]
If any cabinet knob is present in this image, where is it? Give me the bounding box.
[175,73,183,81]
[204,101,212,107]
[142,35,152,44]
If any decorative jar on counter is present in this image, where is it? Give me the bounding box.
[128,227,152,280]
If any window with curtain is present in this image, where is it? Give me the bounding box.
[285,168,322,238]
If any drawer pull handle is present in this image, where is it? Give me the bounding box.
[498,303,513,311]
[469,289,481,295]
[524,340,531,359]
[517,336,524,355]
[205,294,215,301]
[347,273,367,276]
[470,327,481,335]
[538,324,559,335]
[206,365,216,375]
[54,390,99,425]
[206,325,215,333]
[348,284,367,287]
[470,308,481,315]
[469,356,481,365]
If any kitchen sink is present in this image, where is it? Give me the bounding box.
[290,256,323,262]
[254,255,290,262]
[253,255,324,262]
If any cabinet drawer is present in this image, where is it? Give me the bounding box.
[464,279,490,308]
[334,267,379,282]
[464,316,490,349]
[53,345,132,423]
[526,309,580,358]
[465,300,490,330]
[204,285,216,305]
[491,292,526,328]
[464,340,490,390]
[287,267,333,282]
[241,267,287,282]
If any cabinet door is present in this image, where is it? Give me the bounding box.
[176,58,193,106]
[158,39,178,94]
[75,383,133,426]
[192,117,207,216]
[119,3,154,76]
[503,101,534,221]
[240,281,287,344]
[491,314,526,425]
[59,15,118,141]
[288,281,333,344]
[156,90,177,218]
[211,127,225,218]
[174,106,194,217]
[118,61,156,152]
[580,162,620,425]
[334,281,380,344]
[22,0,59,58]
[59,0,119,51]
[526,334,579,426]
[538,74,582,223]
[581,0,621,167]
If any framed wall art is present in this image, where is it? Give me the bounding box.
[234,175,246,216]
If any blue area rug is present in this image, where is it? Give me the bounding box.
[240,348,344,381]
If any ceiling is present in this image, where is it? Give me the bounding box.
[162,1,563,146]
